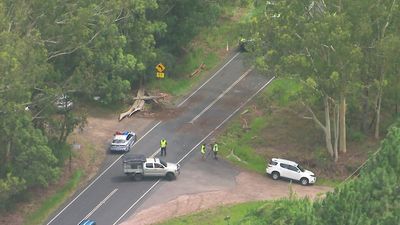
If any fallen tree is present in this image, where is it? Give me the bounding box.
[119,88,167,121]
[119,87,146,121]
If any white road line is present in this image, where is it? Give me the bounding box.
[178,76,275,164]
[112,76,276,225]
[189,67,253,123]
[82,188,118,221]
[46,121,162,225]
[112,181,160,225]
[150,148,161,158]
[177,52,240,107]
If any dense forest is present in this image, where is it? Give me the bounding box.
[0,0,238,211]
[236,121,400,225]
[250,0,400,162]
[236,0,400,224]
[1,0,400,223]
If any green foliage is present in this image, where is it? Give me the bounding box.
[239,198,317,225]
[24,170,83,225]
[157,201,269,225]
[154,0,223,53]
[0,0,249,216]
[316,123,400,224]
[0,174,26,212]
[260,78,303,106]
[219,116,268,173]
[161,122,400,224]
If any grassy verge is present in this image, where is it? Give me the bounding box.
[156,201,271,225]
[24,170,84,225]
[219,114,269,173]
[148,6,251,98]
[317,178,342,187]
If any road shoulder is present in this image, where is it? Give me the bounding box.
[121,158,332,225]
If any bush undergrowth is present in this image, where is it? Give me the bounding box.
[24,170,83,225]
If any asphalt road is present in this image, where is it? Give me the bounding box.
[45,51,274,225]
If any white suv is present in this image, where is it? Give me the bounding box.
[266,158,316,185]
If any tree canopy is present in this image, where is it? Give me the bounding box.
[0,0,233,212]
[249,0,400,161]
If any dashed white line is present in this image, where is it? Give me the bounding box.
[81,188,118,221]
[189,66,253,123]
[113,76,276,225]
[150,148,161,158]
[46,121,162,225]
[177,52,240,107]
[112,181,160,225]
[179,76,275,164]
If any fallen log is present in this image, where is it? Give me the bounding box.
[241,117,249,130]
[190,63,205,78]
[133,94,167,100]
[119,87,145,121]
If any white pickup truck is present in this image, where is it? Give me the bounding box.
[123,154,180,181]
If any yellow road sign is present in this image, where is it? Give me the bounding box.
[156,72,165,78]
[156,63,166,73]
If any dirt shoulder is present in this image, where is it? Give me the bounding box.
[121,157,332,225]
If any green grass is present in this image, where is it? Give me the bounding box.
[316,178,341,187]
[219,114,269,173]
[78,99,128,117]
[259,77,303,106]
[24,170,84,225]
[156,201,271,225]
[147,6,252,98]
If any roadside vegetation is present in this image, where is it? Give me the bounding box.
[156,200,271,225]
[158,122,400,224]
[0,0,250,224]
[24,170,83,225]
[159,0,400,224]
[1,0,399,224]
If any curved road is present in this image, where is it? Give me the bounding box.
[46,52,274,225]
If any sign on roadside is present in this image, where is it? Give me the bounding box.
[156,63,165,73]
[156,72,165,78]
[155,63,166,78]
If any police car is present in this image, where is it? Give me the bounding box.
[109,131,137,153]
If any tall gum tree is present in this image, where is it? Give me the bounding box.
[251,0,362,161]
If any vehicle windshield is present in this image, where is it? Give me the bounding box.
[159,159,167,167]
[297,165,305,172]
[112,139,125,144]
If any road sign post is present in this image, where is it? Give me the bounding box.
[155,63,166,79]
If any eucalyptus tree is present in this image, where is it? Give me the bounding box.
[342,0,400,139]
[154,0,223,53]
[250,0,362,161]
[0,19,59,211]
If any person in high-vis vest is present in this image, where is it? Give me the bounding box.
[239,35,246,51]
[212,143,219,160]
[160,138,167,156]
[201,143,206,160]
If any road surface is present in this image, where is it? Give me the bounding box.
[46,51,274,225]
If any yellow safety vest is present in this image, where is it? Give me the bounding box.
[201,145,206,154]
[213,144,218,152]
[160,139,167,148]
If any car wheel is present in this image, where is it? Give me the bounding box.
[134,173,143,181]
[166,172,175,181]
[271,171,280,180]
[300,178,309,186]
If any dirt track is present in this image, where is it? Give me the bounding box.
[121,160,332,225]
